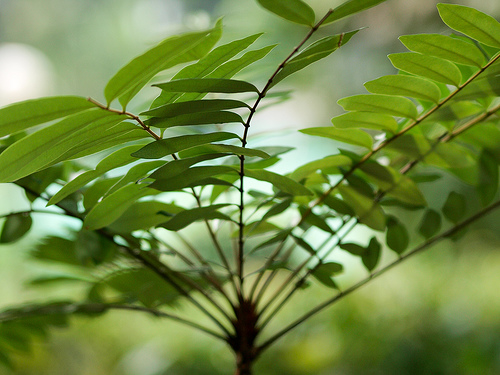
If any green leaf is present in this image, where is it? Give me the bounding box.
[105,160,165,197]
[323,195,355,216]
[340,242,366,256]
[300,126,373,149]
[270,31,359,89]
[364,75,442,103]
[418,209,442,239]
[142,99,250,119]
[338,94,418,119]
[153,78,259,95]
[108,201,184,233]
[48,144,145,206]
[252,229,292,253]
[244,169,313,196]
[291,154,352,181]
[158,204,232,231]
[76,229,116,265]
[332,112,398,133]
[83,183,158,230]
[399,34,486,67]
[0,214,32,243]
[363,237,381,271]
[453,75,500,101]
[311,262,343,289]
[442,191,466,224]
[256,0,315,26]
[150,34,263,107]
[388,52,462,86]
[298,206,335,234]
[359,161,427,206]
[337,185,386,231]
[131,132,240,159]
[424,101,483,122]
[179,144,270,160]
[0,109,126,183]
[386,216,409,254]
[105,21,222,107]
[437,4,500,48]
[83,177,122,211]
[477,150,499,206]
[150,166,238,191]
[0,96,95,138]
[145,110,244,128]
[323,0,388,25]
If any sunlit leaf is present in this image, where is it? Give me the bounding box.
[105,21,222,107]
[0,109,126,183]
[131,132,240,159]
[158,204,233,231]
[0,96,95,138]
[399,34,486,67]
[364,75,441,103]
[437,4,500,48]
[0,214,32,244]
[256,0,315,26]
[323,0,388,25]
[337,185,386,231]
[388,52,462,86]
[245,169,313,196]
[442,191,466,223]
[418,209,442,239]
[300,126,373,149]
[385,216,409,254]
[83,183,158,230]
[338,94,418,119]
[333,112,398,133]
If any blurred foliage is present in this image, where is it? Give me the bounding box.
[0,0,499,374]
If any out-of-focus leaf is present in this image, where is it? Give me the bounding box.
[300,126,373,149]
[108,201,184,233]
[311,262,343,289]
[337,185,386,231]
[158,204,232,231]
[442,191,467,223]
[332,112,398,133]
[256,0,315,26]
[323,0,388,25]
[153,79,259,95]
[0,96,95,137]
[437,4,500,48]
[145,110,243,128]
[323,194,355,216]
[399,34,486,67]
[104,21,222,106]
[363,237,381,271]
[385,216,409,254]
[477,150,499,206]
[76,229,116,265]
[251,229,292,253]
[338,94,418,119]
[453,75,500,101]
[291,154,352,181]
[418,209,441,239]
[83,183,158,230]
[389,52,462,86]
[0,110,125,183]
[270,31,359,89]
[131,132,240,159]
[425,101,483,122]
[0,214,32,244]
[457,122,500,150]
[245,169,313,196]
[298,206,335,234]
[364,75,441,103]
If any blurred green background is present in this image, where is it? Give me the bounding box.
[1,0,500,374]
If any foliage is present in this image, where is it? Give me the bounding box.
[0,1,499,374]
